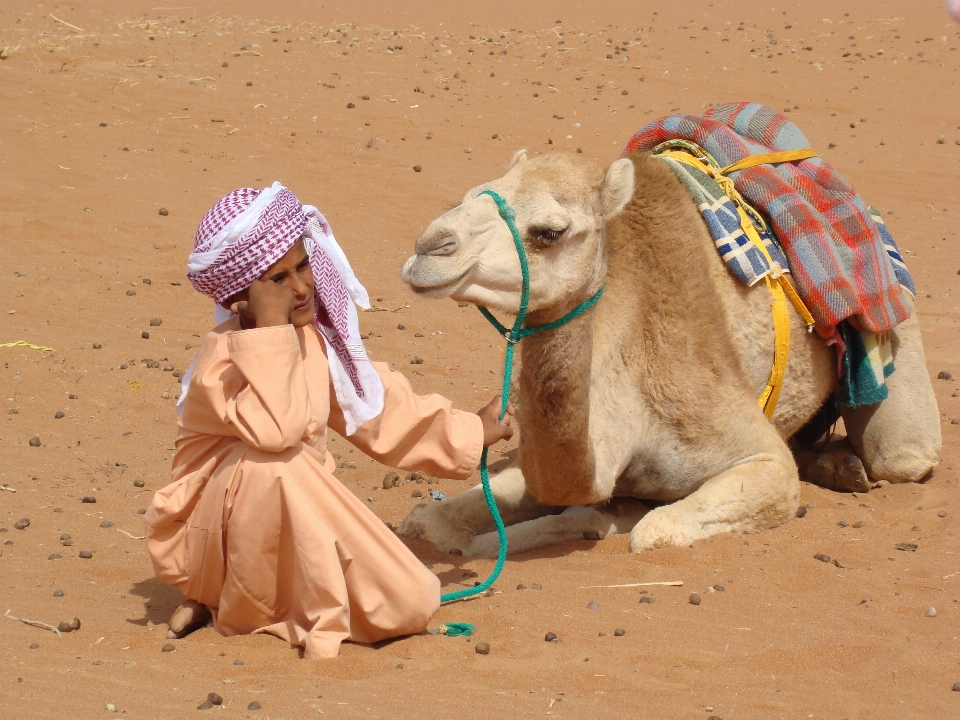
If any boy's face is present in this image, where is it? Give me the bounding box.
[223,238,316,327]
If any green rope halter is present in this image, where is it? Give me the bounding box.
[439,189,604,603]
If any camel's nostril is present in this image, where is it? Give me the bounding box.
[419,234,460,257]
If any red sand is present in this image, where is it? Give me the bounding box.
[1,1,959,717]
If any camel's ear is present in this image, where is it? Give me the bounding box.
[507,149,528,171]
[600,158,634,220]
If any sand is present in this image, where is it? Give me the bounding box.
[1,0,959,717]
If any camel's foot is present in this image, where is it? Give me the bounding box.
[398,501,477,556]
[166,600,211,640]
[628,505,710,552]
[801,451,870,493]
[629,452,800,552]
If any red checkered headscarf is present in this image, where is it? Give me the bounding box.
[181,183,384,434]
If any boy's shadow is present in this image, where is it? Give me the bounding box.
[125,577,185,627]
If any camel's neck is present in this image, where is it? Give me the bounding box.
[517,304,599,505]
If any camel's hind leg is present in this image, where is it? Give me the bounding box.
[840,298,942,483]
[397,463,559,555]
[629,449,800,552]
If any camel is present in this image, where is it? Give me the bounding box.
[397,150,942,556]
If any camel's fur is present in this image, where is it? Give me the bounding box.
[398,151,942,555]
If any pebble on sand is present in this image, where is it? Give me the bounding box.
[925,606,937,617]
[614,628,626,637]
[475,642,491,654]
[150,318,163,326]
[198,693,223,710]
[953,682,960,692]
[544,632,559,643]
[141,331,150,339]
[639,596,654,604]
[58,620,75,633]
[248,701,262,711]
[13,518,30,530]
[795,506,807,518]
[383,471,401,489]
[55,410,65,419]
[81,496,97,503]
[28,437,41,447]
[126,289,136,296]
[133,479,145,488]
[79,550,93,559]
[69,393,78,399]
[158,208,169,216]
[162,643,175,652]
[53,588,63,597]
[413,165,422,172]
[410,357,424,364]
[937,371,953,381]
[689,592,701,605]
[814,553,831,563]
[100,519,114,528]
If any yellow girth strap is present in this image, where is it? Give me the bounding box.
[656,147,817,420]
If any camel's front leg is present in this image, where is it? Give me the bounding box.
[397,464,559,555]
[629,451,800,552]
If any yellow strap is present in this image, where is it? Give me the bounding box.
[0,340,56,353]
[720,148,817,175]
[656,147,819,419]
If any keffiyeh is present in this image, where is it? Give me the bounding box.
[178,182,384,435]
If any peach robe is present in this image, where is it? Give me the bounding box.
[146,319,483,658]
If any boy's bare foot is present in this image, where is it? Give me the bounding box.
[165,600,211,639]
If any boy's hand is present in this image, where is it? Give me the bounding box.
[477,396,515,447]
[231,279,297,328]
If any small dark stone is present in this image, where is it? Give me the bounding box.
[796,506,807,518]
[383,472,400,489]
[410,357,423,365]
[233,659,244,666]
[92,659,103,665]
[516,583,527,590]
[30,643,39,649]
[953,681,960,692]
[475,642,490,655]
[60,533,71,541]
[55,410,65,419]
[853,520,864,528]
[158,208,169,216]
[937,371,954,380]
[142,278,151,285]
[248,701,262,711]
[689,593,702,605]
[81,496,97,504]
[814,553,831,563]
[346,102,355,108]
[838,520,849,528]
[247,81,253,86]
[100,519,114,528]
[206,693,223,706]
[13,518,29,530]
[614,628,626,636]
[531,583,543,590]
[79,550,93,559]
[621,89,628,95]
[68,617,81,630]
[713,585,725,592]
[126,289,136,296]
[58,620,74,633]
[939,510,948,518]
[69,393,78,399]
[545,632,559,643]
[221,62,228,67]
[162,643,175,652]
[28,437,40,447]
[639,596,654,604]
[141,331,150,339]
[53,588,64,596]
[99,122,107,127]
[413,165,422,172]
[48,553,61,560]
[133,479,145,488]
[150,318,162,327]
[895,542,918,552]
[397,324,406,330]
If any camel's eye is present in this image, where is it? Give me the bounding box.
[529,226,566,245]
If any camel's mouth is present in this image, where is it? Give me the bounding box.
[401,255,474,298]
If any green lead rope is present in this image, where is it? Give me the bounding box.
[438,190,604,603]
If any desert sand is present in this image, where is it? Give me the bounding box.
[1,0,959,717]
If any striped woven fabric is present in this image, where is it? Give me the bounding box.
[623,103,911,335]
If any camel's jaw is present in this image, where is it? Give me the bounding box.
[401,254,476,299]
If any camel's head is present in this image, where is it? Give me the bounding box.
[402,151,634,320]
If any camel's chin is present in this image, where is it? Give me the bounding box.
[401,256,473,299]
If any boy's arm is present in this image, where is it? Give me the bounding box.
[326,362,484,479]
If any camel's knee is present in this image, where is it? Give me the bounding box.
[841,298,942,483]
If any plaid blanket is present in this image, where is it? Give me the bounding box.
[623,102,911,336]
